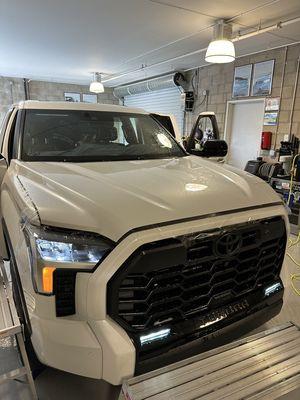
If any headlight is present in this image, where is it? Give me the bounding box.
[25,224,114,295]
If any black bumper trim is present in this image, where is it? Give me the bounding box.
[134,291,283,375]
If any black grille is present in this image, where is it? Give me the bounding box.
[54,270,76,317]
[108,217,286,333]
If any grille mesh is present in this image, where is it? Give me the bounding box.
[54,270,76,317]
[108,217,286,332]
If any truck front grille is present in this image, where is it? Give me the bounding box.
[107,217,286,333]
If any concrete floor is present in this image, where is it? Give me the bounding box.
[1,236,300,400]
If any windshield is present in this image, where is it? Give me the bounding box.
[21,109,185,162]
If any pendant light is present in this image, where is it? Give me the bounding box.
[205,20,235,64]
[89,72,104,93]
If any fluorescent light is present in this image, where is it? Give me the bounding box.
[90,72,104,93]
[205,20,235,64]
[140,328,170,345]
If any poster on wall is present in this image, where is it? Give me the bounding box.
[251,60,274,96]
[82,93,98,103]
[64,92,81,102]
[232,64,252,97]
[263,111,278,126]
[265,97,280,111]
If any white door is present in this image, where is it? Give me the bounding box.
[226,100,265,170]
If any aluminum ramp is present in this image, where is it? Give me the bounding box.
[0,262,38,399]
[121,322,300,400]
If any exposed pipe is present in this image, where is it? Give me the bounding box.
[23,78,30,100]
[110,0,280,71]
[233,17,300,41]
[184,40,300,73]
[113,72,185,98]
[102,15,300,84]
[274,46,288,150]
[9,81,14,104]
[288,53,300,140]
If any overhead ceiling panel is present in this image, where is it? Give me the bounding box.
[233,0,300,28]
[152,0,273,20]
[0,0,299,85]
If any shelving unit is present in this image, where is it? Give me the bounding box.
[0,263,38,399]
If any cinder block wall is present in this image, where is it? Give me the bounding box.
[185,43,300,147]
[0,77,118,123]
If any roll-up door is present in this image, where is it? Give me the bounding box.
[124,87,184,136]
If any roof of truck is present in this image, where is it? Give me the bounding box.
[15,100,148,114]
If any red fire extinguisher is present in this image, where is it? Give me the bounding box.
[261,131,272,150]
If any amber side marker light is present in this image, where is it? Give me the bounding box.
[42,267,56,294]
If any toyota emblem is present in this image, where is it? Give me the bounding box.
[215,233,242,257]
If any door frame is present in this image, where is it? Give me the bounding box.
[223,98,265,163]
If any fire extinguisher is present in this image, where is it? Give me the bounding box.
[261,131,272,150]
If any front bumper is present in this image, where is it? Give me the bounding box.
[31,286,283,385]
[31,204,288,385]
[134,285,283,375]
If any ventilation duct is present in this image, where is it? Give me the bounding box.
[113,72,185,98]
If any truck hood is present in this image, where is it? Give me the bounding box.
[14,157,280,241]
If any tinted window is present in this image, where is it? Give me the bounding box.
[21,110,185,162]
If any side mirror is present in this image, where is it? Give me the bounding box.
[189,140,228,158]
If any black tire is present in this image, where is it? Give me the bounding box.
[9,250,45,379]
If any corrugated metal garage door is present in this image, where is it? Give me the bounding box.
[124,87,184,135]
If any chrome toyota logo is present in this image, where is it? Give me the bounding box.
[215,233,242,256]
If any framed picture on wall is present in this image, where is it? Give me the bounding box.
[251,60,274,96]
[232,64,252,97]
[64,92,81,102]
[82,93,98,103]
[265,97,280,111]
[263,111,278,126]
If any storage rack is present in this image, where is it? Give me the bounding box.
[0,262,38,399]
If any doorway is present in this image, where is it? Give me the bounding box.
[224,99,265,170]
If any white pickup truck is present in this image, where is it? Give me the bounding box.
[0,101,288,385]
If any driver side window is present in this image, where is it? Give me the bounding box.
[8,111,18,161]
[190,116,215,151]
[198,116,213,133]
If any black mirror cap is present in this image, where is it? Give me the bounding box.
[199,140,228,158]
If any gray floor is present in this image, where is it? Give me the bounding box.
[1,236,300,400]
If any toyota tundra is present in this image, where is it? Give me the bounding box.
[0,101,287,384]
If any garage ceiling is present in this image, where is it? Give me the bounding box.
[0,0,300,86]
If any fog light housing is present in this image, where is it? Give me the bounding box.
[140,328,170,345]
[264,282,282,297]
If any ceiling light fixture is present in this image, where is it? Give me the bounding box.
[90,72,104,93]
[205,20,235,64]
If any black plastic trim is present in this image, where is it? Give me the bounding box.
[108,216,286,369]
[135,294,283,375]
[53,269,77,317]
